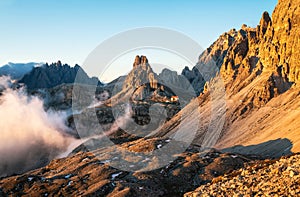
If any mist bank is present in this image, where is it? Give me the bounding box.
[0,77,77,178]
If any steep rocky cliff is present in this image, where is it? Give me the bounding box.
[259,0,300,83]
[154,0,300,155]
[195,0,299,104]
[215,0,300,153]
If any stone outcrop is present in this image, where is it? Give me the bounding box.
[133,55,148,67]
[259,0,300,83]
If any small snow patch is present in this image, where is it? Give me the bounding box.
[102,160,111,164]
[67,181,73,186]
[82,158,90,162]
[28,177,34,182]
[142,157,151,163]
[64,174,72,179]
[111,172,122,180]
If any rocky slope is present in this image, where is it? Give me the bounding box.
[185,153,300,196]
[0,139,260,197]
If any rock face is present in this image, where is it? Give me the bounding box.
[180,0,298,104]
[259,0,300,83]
[159,68,189,89]
[194,0,300,101]
[124,55,199,100]
[68,56,186,140]
[19,61,101,89]
[181,66,205,95]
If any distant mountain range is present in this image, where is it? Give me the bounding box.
[18,61,102,89]
[0,61,103,90]
[0,62,43,79]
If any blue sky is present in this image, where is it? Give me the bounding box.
[0,0,277,81]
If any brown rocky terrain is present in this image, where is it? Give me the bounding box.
[185,153,300,196]
[0,139,260,197]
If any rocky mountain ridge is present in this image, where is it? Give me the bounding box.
[0,62,43,80]
[19,61,101,90]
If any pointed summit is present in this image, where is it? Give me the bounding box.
[133,55,149,67]
[56,60,62,67]
[258,11,271,36]
[124,55,157,89]
[133,55,141,67]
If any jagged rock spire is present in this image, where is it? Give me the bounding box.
[133,55,149,67]
[258,11,271,36]
[124,55,157,89]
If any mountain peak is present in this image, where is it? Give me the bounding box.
[133,55,149,68]
[258,11,271,36]
[56,60,62,67]
[123,55,156,89]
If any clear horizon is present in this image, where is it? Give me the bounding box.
[0,0,278,81]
